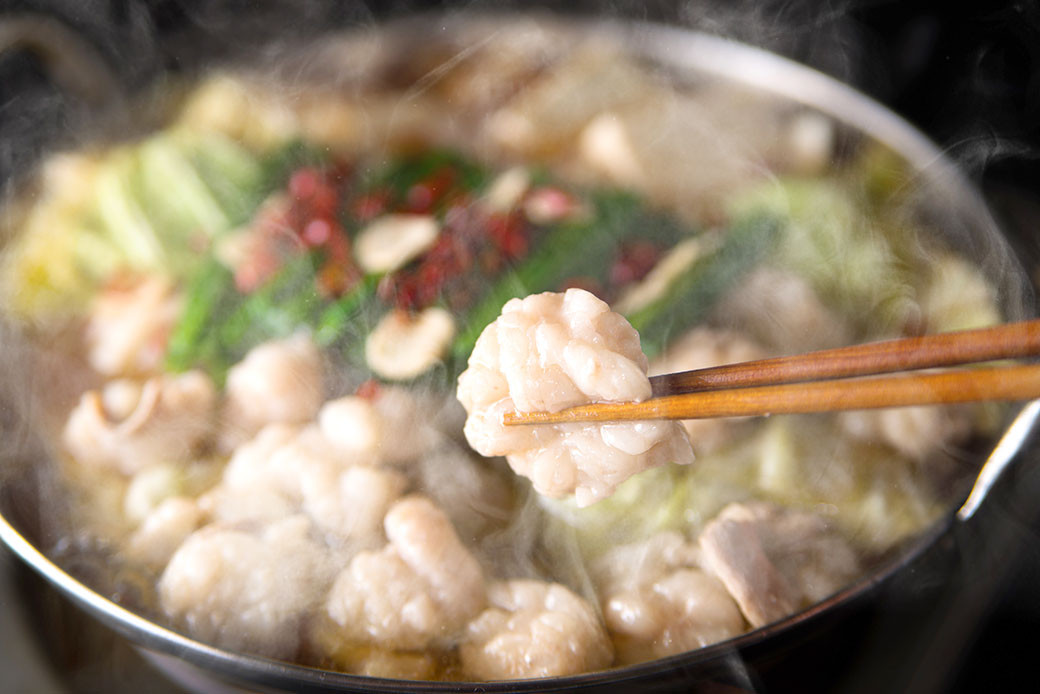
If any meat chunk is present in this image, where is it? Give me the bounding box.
[350,649,438,680]
[158,515,334,660]
[604,570,745,661]
[198,424,303,526]
[63,371,216,475]
[301,464,408,545]
[593,532,745,663]
[458,289,693,506]
[460,579,613,680]
[203,423,405,545]
[218,423,308,499]
[123,462,186,524]
[125,496,203,571]
[221,333,324,449]
[319,386,438,465]
[86,275,182,376]
[698,502,861,627]
[202,423,332,524]
[323,496,485,650]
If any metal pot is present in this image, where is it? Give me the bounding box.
[0,11,1036,693]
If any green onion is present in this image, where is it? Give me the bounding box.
[626,213,782,359]
[451,190,684,362]
[182,132,266,227]
[364,149,490,201]
[314,274,381,348]
[165,259,238,375]
[215,252,320,359]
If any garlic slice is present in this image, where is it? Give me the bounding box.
[579,111,644,185]
[355,214,439,274]
[483,167,530,212]
[365,307,455,380]
[612,236,711,315]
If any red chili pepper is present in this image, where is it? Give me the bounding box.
[611,240,661,286]
[425,166,458,200]
[405,166,459,213]
[323,225,351,261]
[288,168,320,201]
[316,258,360,298]
[352,189,392,222]
[301,218,332,247]
[405,183,434,213]
[395,282,422,312]
[327,158,354,183]
[479,247,504,274]
[525,186,579,223]
[355,379,381,400]
[309,185,339,220]
[288,166,341,222]
[484,211,531,268]
[235,246,283,293]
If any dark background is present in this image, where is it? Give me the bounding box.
[2,1,1039,189]
[1,1,1039,692]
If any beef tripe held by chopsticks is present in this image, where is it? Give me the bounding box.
[457,288,694,507]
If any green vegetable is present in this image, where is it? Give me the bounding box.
[181,131,266,227]
[727,178,914,337]
[452,190,684,362]
[255,139,330,194]
[161,140,339,377]
[536,432,762,561]
[165,258,239,375]
[626,213,781,359]
[215,252,321,357]
[363,149,490,203]
[314,274,381,347]
[752,415,944,552]
[92,154,166,269]
[167,254,382,381]
[167,253,331,380]
[134,136,230,239]
[126,139,233,285]
[539,464,695,556]
[918,252,1002,334]
[164,154,706,383]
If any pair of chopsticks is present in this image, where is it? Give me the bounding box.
[503,319,1040,425]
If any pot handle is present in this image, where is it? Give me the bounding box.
[957,399,1040,521]
[0,14,127,119]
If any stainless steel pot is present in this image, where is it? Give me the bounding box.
[0,11,1036,693]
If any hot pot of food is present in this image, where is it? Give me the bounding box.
[0,10,1035,693]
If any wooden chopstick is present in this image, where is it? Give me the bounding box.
[649,318,1040,397]
[505,363,1040,424]
[503,319,1040,426]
